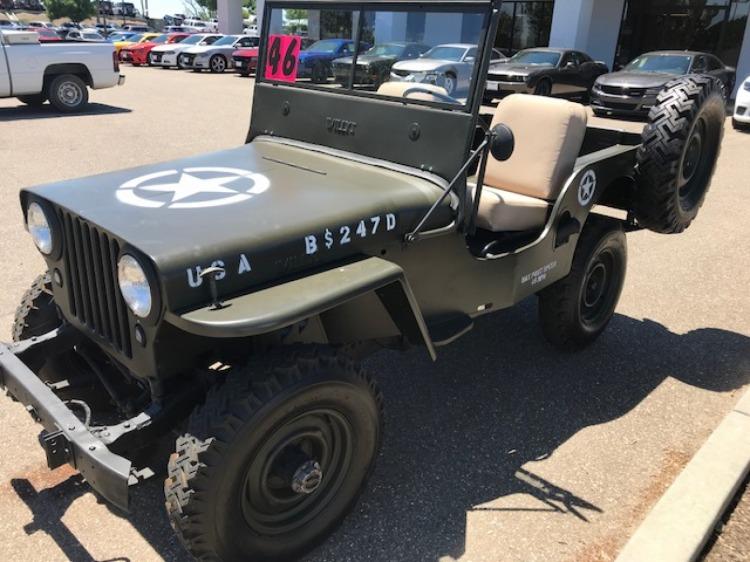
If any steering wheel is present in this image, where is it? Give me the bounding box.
[402,87,458,104]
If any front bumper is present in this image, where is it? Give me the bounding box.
[233,57,257,73]
[484,78,532,97]
[157,53,177,67]
[734,102,750,123]
[590,90,658,116]
[192,57,210,69]
[0,331,131,510]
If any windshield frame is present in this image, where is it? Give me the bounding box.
[257,0,495,113]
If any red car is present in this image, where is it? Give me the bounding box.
[124,33,190,66]
[35,28,62,42]
[231,47,259,76]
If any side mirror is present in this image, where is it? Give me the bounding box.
[565,61,576,68]
[465,56,476,63]
[490,124,514,161]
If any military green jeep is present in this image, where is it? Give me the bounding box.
[0,0,725,560]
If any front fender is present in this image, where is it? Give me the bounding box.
[166,257,437,359]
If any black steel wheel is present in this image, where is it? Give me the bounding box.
[165,346,383,562]
[634,74,725,233]
[46,74,88,112]
[538,218,627,350]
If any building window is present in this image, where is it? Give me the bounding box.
[494,0,555,55]
[616,0,750,69]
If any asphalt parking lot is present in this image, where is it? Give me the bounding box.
[0,67,749,562]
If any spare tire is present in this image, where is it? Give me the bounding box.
[634,75,725,234]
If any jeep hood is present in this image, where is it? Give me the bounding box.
[22,138,451,312]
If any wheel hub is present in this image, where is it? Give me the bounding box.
[291,460,323,495]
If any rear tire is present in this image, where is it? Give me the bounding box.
[165,346,383,562]
[538,218,627,350]
[16,94,46,107]
[634,75,725,234]
[46,74,88,112]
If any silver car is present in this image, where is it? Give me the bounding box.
[390,43,505,96]
[180,34,259,73]
[150,34,222,68]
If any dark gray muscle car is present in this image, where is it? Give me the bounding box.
[484,48,608,102]
[332,42,430,88]
[591,50,736,117]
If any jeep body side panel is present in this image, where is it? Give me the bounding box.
[167,256,437,359]
[384,144,638,331]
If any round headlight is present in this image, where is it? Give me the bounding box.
[27,202,53,255]
[117,254,152,318]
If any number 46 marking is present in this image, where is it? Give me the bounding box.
[266,35,301,83]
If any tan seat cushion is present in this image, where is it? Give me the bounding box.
[472,184,549,232]
[376,82,450,103]
[485,94,588,200]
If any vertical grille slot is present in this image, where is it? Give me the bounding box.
[60,211,132,357]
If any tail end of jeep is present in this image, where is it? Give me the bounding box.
[0,1,726,560]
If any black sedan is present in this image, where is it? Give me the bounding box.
[484,48,608,103]
[332,42,430,88]
[591,51,735,117]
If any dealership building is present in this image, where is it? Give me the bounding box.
[232,0,750,95]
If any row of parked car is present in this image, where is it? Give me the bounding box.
[110,28,747,128]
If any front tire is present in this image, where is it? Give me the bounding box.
[165,346,383,562]
[46,74,88,112]
[209,54,227,73]
[534,78,552,96]
[634,75,725,233]
[538,218,627,350]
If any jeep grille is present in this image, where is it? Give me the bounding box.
[58,210,133,357]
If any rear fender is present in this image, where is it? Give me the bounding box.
[166,257,437,360]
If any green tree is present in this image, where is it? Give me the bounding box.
[285,9,308,21]
[46,0,95,22]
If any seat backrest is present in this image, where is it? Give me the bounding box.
[377,81,450,103]
[485,94,588,201]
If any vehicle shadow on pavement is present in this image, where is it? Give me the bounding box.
[8,301,750,562]
[0,104,131,122]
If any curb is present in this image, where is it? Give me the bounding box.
[615,387,750,562]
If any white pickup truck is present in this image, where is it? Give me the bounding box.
[0,30,125,112]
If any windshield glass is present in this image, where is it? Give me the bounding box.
[180,34,204,44]
[213,35,239,46]
[151,34,169,43]
[510,50,560,65]
[83,33,102,40]
[625,54,692,74]
[305,39,345,53]
[422,46,466,62]
[261,5,488,109]
[365,44,404,57]
[126,33,143,42]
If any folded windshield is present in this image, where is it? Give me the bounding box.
[260,3,490,109]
